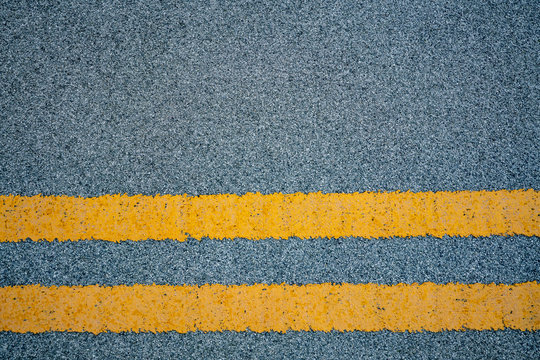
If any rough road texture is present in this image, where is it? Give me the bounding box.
[1,0,538,358]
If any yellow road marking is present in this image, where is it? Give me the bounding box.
[0,282,537,333]
[1,190,538,242]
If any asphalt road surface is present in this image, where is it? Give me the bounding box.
[1,1,538,359]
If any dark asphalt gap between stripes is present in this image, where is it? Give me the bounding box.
[1,235,538,287]
[1,331,538,360]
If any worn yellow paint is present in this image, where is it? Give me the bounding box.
[0,282,537,333]
[0,190,538,242]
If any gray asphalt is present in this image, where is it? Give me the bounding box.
[1,0,538,196]
[1,331,539,360]
[1,235,538,286]
[1,0,539,359]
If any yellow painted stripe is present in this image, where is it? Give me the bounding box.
[1,190,538,242]
[0,282,538,333]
